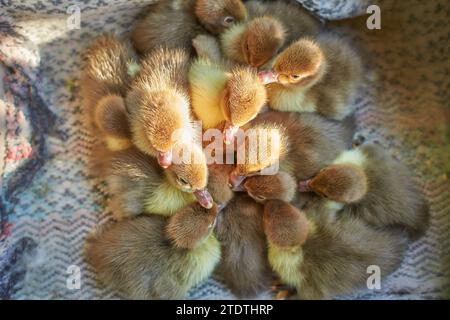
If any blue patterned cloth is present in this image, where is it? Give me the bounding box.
[0,0,448,299]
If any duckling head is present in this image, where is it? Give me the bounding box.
[240,172,296,203]
[298,164,368,204]
[240,16,286,68]
[195,0,247,34]
[166,142,214,209]
[136,90,190,168]
[220,68,267,144]
[166,202,218,249]
[258,38,326,87]
[229,123,287,189]
[263,200,309,248]
[94,94,131,138]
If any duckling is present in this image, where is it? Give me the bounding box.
[235,171,297,203]
[214,194,273,298]
[188,57,267,144]
[297,144,430,237]
[85,202,221,299]
[229,111,347,189]
[195,163,272,298]
[80,34,137,151]
[258,35,363,120]
[126,47,194,168]
[245,0,320,45]
[263,199,407,299]
[103,144,212,220]
[220,16,286,68]
[131,0,247,56]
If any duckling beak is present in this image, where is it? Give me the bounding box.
[194,189,214,209]
[223,122,239,145]
[228,173,246,189]
[231,182,246,192]
[298,179,312,192]
[258,70,279,85]
[157,150,172,168]
[217,202,227,212]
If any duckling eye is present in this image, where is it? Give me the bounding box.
[177,177,190,187]
[254,195,266,201]
[290,74,301,80]
[223,16,235,25]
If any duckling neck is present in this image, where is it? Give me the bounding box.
[267,218,316,288]
[332,148,368,169]
[173,0,196,11]
[189,59,229,129]
[184,234,221,290]
[220,23,247,64]
[268,241,304,288]
[268,84,316,113]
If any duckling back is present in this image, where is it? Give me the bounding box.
[267,214,407,299]
[342,144,430,237]
[297,215,407,299]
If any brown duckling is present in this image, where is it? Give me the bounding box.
[206,163,236,208]
[190,163,273,298]
[85,202,221,299]
[80,34,137,151]
[220,0,322,69]
[214,194,273,298]
[263,199,407,299]
[258,35,363,120]
[234,171,297,203]
[220,16,286,68]
[297,144,430,237]
[245,0,320,46]
[131,0,247,56]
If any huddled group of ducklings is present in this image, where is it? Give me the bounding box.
[81,0,429,299]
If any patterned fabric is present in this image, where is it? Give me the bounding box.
[0,0,449,299]
[296,0,384,20]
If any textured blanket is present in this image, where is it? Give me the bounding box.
[0,0,449,299]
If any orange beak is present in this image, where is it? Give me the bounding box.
[194,188,214,209]
[228,172,246,189]
[298,179,313,192]
[157,150,172,168]
[258,70,279,85]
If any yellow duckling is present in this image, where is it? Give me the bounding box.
[188,56,267,144]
